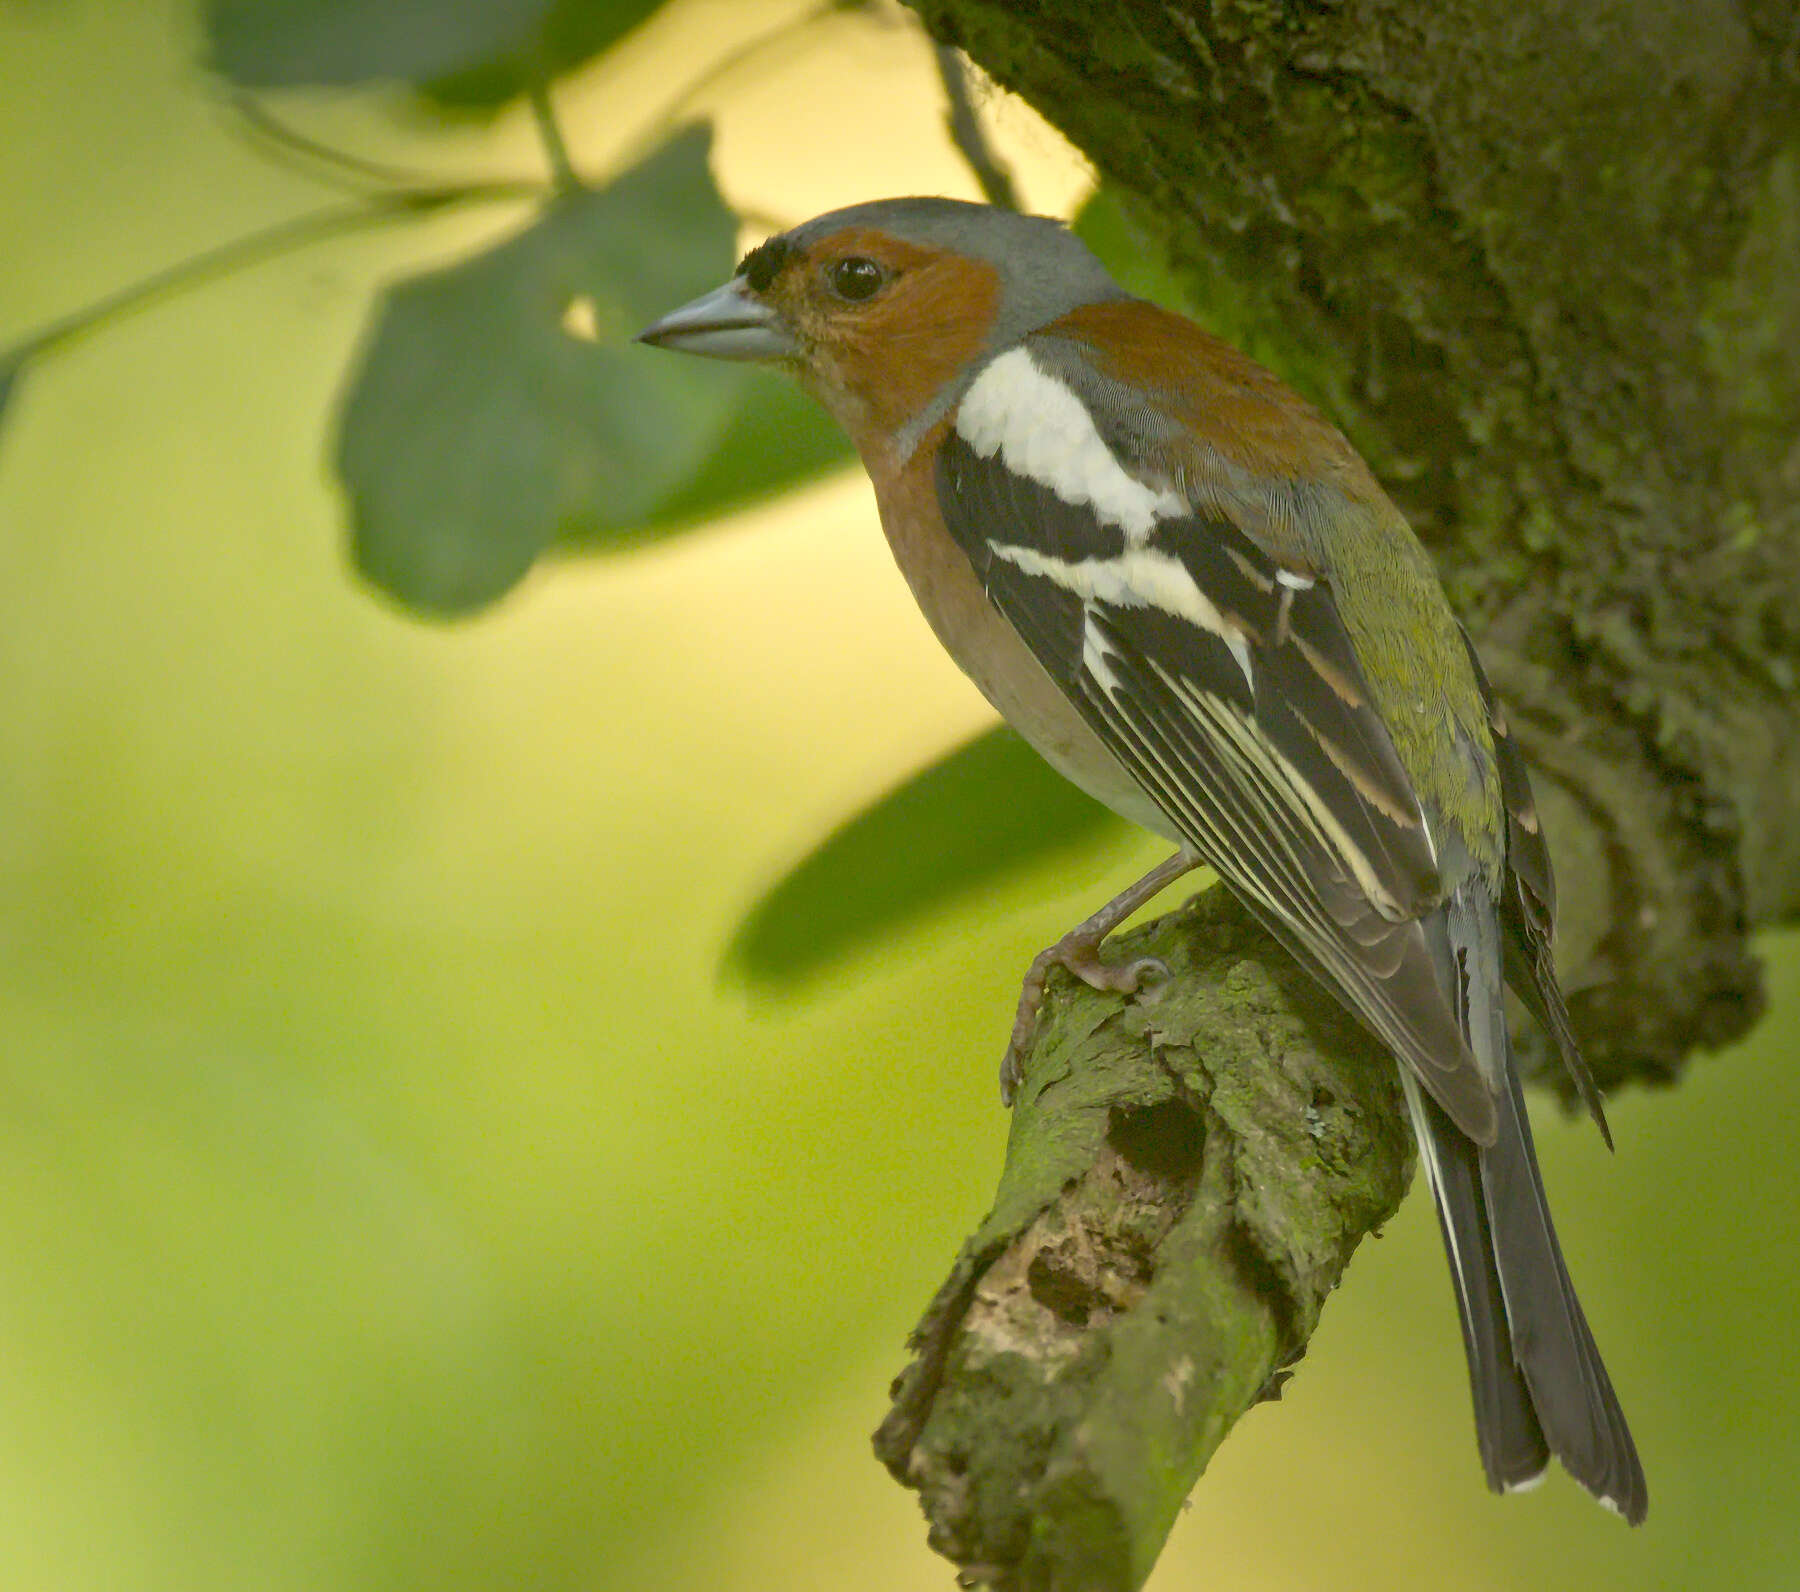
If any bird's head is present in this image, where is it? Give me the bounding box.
[637,197,1124,458]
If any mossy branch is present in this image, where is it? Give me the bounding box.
[876,893,1411,1591]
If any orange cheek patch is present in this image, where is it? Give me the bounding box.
[850,255,1000,433]
[796,232,1001,442]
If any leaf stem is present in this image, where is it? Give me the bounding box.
[1,180,545,374]
[527,79,583,194]
[220,90,447,192]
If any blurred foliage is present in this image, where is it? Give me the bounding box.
[204,0,567,87]
[338,125,753,613]
[729,726,1118,986]
[0,8,861,615]
[612,365,852,546]
[203,0,669,107]
[336,116,851,612]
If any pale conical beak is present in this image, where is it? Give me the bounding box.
[635,278,798,362]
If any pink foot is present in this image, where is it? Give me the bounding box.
[999,933,1169,1102]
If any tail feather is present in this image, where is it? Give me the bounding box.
[1408,886,1647,1522]
[1479,1064,1645,1515]
[1402,1072,1550,1492]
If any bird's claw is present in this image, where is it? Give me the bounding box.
[998,943,1172,1104]
[1088,954,1170,996]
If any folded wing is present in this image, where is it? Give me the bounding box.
[936,410,1499,1144]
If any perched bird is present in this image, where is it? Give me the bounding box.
[638,197,1646,1521]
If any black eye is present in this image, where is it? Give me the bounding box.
[826,256,888,302]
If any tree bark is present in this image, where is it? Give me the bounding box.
[877,2,1800,1585]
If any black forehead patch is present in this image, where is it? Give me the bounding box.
[737,235,795,293]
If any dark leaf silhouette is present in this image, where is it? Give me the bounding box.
[728,725,1121,988]
[203,0,668,102]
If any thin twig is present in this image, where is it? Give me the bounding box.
[934,45,1019,211]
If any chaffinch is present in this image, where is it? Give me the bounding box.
[638,197,1646,1522]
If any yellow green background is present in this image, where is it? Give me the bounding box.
[3,3,1795,1587]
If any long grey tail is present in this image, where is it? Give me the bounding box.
[1404,891,1648,1522]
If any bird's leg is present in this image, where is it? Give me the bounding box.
[1000,848,1203,1103]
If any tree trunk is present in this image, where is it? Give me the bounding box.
[876,3,1800,1585]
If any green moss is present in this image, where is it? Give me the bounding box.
[1699,153,1800,460]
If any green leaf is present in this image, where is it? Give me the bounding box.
[336,124,747,615]
[423,0,670,109]
[727,726,1120,989]
[557,367,853,551]
[202,0,670,96]
[204,0,559,87]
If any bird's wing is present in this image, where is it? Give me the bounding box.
[938,350,1498,1144]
